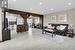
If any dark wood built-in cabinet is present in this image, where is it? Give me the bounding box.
[2,18,11,41]
[17,25,24,32]
[2,29,11,41]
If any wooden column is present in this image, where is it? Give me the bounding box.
[20,14,30,31]
[40,15,43,29]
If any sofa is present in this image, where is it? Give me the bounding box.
[44,23,68,36]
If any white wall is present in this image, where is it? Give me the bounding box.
[44,8,75,33]
[0,8,2,41]
[17,16,24,25]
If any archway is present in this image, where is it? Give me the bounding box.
[2,8,43,41]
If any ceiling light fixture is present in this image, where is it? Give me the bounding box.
[40,2,43,5]
[4,1,7,4]
[68,3,72,6]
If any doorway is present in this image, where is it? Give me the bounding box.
[6,12,24,39]
[27,15,40,29]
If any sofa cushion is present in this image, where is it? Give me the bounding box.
[56,25,66,30]
[47,24,55,29]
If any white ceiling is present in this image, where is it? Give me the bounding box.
[8,0,75,15]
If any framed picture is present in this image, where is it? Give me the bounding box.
[51,15,56,22]
[57,14,67,22]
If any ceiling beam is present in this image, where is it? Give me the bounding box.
[3,8,43,17]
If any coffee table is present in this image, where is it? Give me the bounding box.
[43,28,56,37]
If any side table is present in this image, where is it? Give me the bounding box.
[67,29,74,38]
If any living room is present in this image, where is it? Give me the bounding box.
[43,8,75,37]
[0,0,75,50]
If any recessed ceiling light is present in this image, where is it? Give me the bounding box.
[50,8,54,10]
[4,1,7,4]
[13,0,16,2]
[68,3,72,6]
[40,2,43,5]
